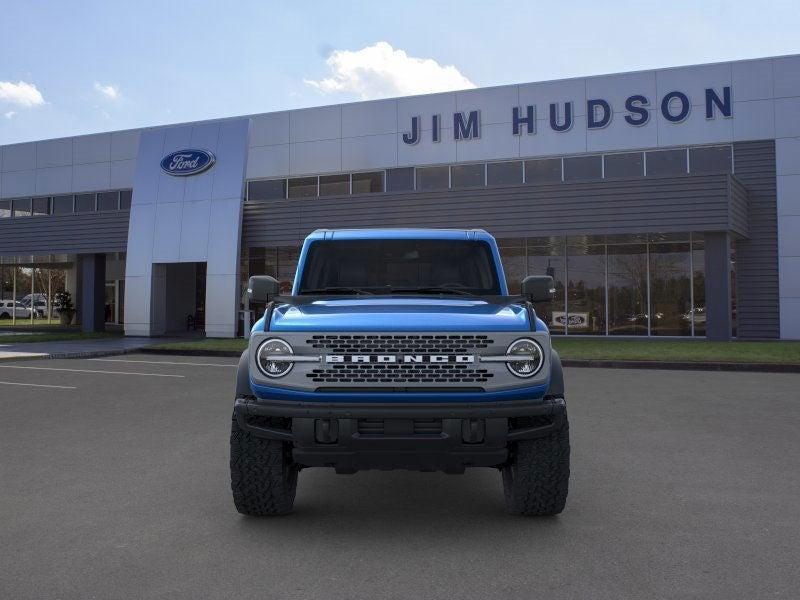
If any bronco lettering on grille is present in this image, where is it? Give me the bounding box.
[325,354,475,364]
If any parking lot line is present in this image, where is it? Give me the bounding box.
[90,358,237,368]
[0,380,77,389]
[0,365,185,378]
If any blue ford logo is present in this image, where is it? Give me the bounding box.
[160,149,215,176]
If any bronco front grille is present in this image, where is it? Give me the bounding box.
[307,363,492,384]
[306,334,493,354]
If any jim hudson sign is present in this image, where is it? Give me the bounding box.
[401,86,732,145]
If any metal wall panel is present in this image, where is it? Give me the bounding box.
[0,211,130,256]
[732,140,780,339]
[242,173,747,248]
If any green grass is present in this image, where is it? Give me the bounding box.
[552,338,800,364]
[0,331,121,344]
[0,318,67,327]
[149,336,800,364]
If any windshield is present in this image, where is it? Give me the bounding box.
[298,239,501,295]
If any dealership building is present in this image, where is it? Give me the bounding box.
[1,54,800,340]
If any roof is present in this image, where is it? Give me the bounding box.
[306,228,495,242]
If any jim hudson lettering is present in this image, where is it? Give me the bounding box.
[402,86,732,145]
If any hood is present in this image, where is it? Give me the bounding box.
[267,297,531,332]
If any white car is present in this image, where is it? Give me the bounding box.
[0,300,32,319]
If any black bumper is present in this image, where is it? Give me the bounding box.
[234,396,566,473]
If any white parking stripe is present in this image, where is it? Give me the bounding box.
[89,358,236,368]
[0,381,77,389]
[0,366,185,378]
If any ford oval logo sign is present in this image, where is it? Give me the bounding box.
[160,149,215,176]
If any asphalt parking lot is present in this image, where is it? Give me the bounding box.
[1,355,798,599]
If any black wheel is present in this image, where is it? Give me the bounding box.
[502,413,570,516]
[230,411,298,516]
[0,312,9,320]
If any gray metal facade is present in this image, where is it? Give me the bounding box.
[242,173,750,245]
[731,140,780,339]
[0,210,129,256]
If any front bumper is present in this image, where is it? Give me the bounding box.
[234,395,566,473]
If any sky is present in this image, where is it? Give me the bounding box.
[1,0,799,145]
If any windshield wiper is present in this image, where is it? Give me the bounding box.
[300,287,374,295]
[387,286,476,296]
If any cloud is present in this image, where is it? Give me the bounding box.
[0,81,44,107]
[93,82,121,100]
[304,41,475,100]
[4,110,16,119]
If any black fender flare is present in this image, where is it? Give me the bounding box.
[235,350,253,397]
[546,348,565,399]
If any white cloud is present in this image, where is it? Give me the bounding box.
[304,41,475,100]
[4,110,17,119]
[0,81,44,107]
[93,82,121,100]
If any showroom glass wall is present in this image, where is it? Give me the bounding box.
[239,233,721,337]
[498,233,719,337]
[0,256,76,327]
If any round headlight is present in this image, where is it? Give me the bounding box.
[256,338,294,378]
[506,338,544,378]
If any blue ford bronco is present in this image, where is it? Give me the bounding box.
[231,228,569,516]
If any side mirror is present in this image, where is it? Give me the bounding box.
[247,275,280,304]
[521,275,555,303]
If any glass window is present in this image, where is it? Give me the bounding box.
[498,238,526,294]
[416,166,449,191]
[649,242,691,336]
[692,235,706,337]
[298,239,501,295]
[319,174,350,196]
[566,241,606,334]
[690,145,732,174]
[52,195,74,214]
[451,163,485,188]
[386,167,415,192]
[525,158,562,184]
[74,194,96,212]
[527,237,566,334]
[277,246,300,294]
[119,190,132,210]
[12,198,32,218]
[352,172,384,194]
[0,200,10,218]
[604,152,644,178]
[646,149,687,176]
[287,177,317,198]
[563,155,602,181]
[249,179,286,201]
[98,191,119,211]
[32,197,49,216]
[607,243,648,335]
[487,161,523,186]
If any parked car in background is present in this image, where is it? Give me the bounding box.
[20,294,50,318]
[0,301,32,319]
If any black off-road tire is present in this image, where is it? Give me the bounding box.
[502,413,570,516]
[230,412,299,516]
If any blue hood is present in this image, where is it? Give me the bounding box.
[265,297,531,332]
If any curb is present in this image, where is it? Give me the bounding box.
[0,347,147,363]
[561,359,800,373]
[140,348,243,358]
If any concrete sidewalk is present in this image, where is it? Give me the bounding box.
[0,336,177,361]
